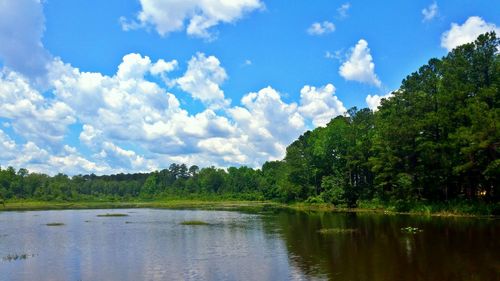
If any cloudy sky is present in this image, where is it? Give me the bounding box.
[0,0,498,175]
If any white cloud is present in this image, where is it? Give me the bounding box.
[325,50,343,60]
[120,0,263,39]
[298,84,346,127]
[366,92,394,111]
[228,86,306,163]
[176,53,230,109]
[2,49,348,174]
[79,124,102,147]
[337,3,350,19]
[339,39,381,87]
[441,16,499,51]
[0,69,75,148]
[0,130,110,175]
[46,53,244,169]
[307,21,335,35]
[422,2,438,22]
[0,0,51,82]
[0,129,16,161]
[198,137,246,163]
[97,142,157,171]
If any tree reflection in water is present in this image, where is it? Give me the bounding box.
[262,210,500,281]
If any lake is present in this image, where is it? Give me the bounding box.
[0,208,499,281]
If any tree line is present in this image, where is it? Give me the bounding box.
[0,33,498,211]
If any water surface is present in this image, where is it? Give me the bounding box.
[0,208,498,280]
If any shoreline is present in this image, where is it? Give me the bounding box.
[1,200,497,219]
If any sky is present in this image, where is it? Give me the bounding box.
[0,0,498,175]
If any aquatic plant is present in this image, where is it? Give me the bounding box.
[318,228,358,235]
[46,222,65,226]
[400,226,422,234]
[2,253,35,261]
[97,213,129,217]
[180,220,210,226]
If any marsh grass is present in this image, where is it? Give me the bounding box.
[97,213,128,217]
[46,222,65,226]
[180,220,210,226]
[318,228,358,235]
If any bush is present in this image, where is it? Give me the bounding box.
[305,195,324,204]
[394,199,411,212]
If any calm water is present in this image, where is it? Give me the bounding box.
[0,208,499,281]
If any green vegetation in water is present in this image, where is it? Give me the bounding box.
[401,226,422,234]
[318,228,358,235]
[2,253,36,261]
[180,220,210,226]
[97,213,129,217]
[46,222,64,226]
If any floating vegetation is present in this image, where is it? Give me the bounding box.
[46,222,65,226]
[2,253,36,261]
[318,228,358,235]
[180,220,210,226]
[401,226,422,234]
[97,213,128,217]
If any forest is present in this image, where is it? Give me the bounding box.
[0,33,498,214]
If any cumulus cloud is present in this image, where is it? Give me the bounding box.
[298,84,346,127]
[228,87,306,163]
[97,142,158,171]
[441,16,499,51]
[0,0,51,81]
[0,129,17,161]
[422,2,438,22]
[0,69,75,148]
[2,46,347,174]
[47,54,239,170]
[366,92,394,111]
[176,53,230,108]
[0,129,110,175]
[120,0,263,39]
[339,39,381,87]
[48,52,316,170]
[307,21,335,35]
[337,3,350,19]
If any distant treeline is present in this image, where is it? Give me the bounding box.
[0,33,498,211]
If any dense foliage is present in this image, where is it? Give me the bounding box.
[0,33,498,212]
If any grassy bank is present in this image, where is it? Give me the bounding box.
[1,199,498,218]
[0,199,279,212]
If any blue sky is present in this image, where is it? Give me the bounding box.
[0,0,498,175]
